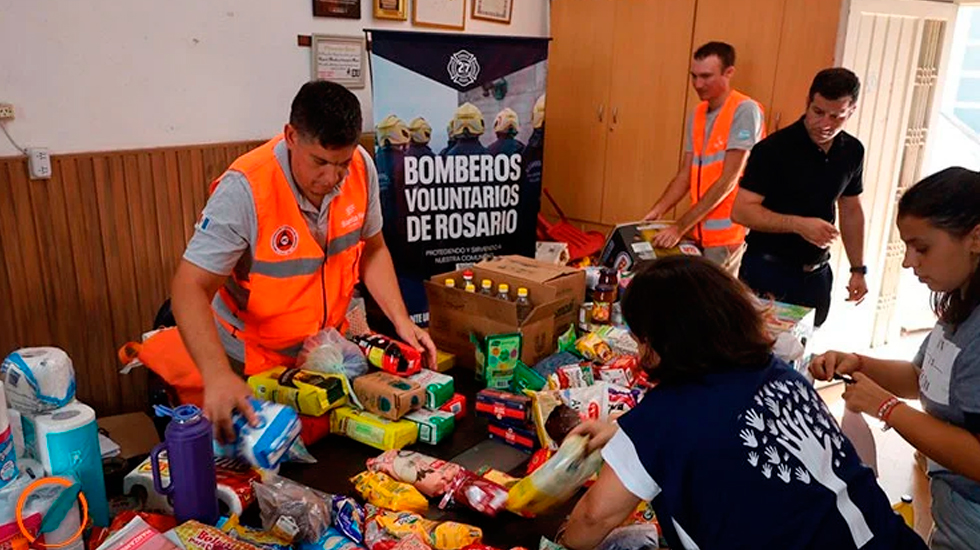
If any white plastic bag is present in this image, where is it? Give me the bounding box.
[298,329,369,381]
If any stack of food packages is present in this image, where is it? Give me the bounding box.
[243,328,465,452]
[475,324,648,467]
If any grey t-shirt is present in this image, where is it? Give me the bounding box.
[913,304,980,502]
[684,100,764,153]
[183,140,382,277]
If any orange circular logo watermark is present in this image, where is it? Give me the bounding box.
[16,477,89,548]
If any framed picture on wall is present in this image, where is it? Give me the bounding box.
[311,35,366,89]
[471,0,512,24]
[413,0,466,31]
[374,0,408,21]
[313,0,361,18]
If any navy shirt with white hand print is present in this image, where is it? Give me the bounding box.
[604,356,924,550]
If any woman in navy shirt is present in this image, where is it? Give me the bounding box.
[560,256,923,550]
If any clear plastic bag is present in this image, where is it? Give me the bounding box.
[253,474,334,543]
[298,329,369,381]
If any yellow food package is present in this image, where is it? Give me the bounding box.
[479,468,519,490]
[375,510,432,540]
[352,471,429,514]
[525,389,563,450]
[506,435,603,516]
[248,366,348,416]
[174,520,262,550]
[331,406,419,451]
[574,333,613,363]
[429,522,482,550]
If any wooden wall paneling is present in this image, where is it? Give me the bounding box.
[176,149,199,247]
[600,0,698,224]
[163,151,187,264]
[66,156,132,412]
[5,161,55,345]
[541,0,614,223]
[150,152,177,285]
[688,0,787,119]
[0,191,20,353]
[94,154,149,409]
[769,0,844,133]
[189,149,208,235]
[0,163,31,348]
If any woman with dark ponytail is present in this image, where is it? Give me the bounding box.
[811,167,980,549]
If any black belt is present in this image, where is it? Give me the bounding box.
[757,253,829,273]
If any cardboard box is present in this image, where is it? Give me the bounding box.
[475,389,532,427]
[408,370,455,410]
[426,256,586,369]
[330,406,418,451]
[353,372,426,420]
[487,420,537,453]
[439,393,467,420]
[97,413,160,460]
[599,221,701,272]
[405,409,455,445]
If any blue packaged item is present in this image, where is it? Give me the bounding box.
[330,495,365,544]
[532,352,581,379]
[300,527,361,550]
[214,398,302,470]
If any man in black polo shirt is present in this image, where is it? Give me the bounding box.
[733,68,867,327]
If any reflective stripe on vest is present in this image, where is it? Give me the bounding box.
[690,90,765,248]
[209,136,368,374]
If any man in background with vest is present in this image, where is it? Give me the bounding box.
[643,42,764,275]
[733,68,867,327]
[171,81,437,440]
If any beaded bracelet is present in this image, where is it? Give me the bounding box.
[877,396,902,431]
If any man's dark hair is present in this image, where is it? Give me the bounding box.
[622,256,774,385]
[809,68,861,104]
[898,167,980,327]
[289,80,362,148]
[694,42,736,70]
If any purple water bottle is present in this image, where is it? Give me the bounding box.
[150,404,219,525]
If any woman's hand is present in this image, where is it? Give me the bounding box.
[842,372,896,417]
[809,350,863,381]
[570,420,619,453]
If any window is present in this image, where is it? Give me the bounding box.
[949,7,980,135]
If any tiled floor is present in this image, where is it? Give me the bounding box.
[815,329,934,540]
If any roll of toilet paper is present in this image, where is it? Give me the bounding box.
[34,402,108,527]
[1,348,75,414]
[124,455,251,517]
[0,389,18,490]
[7,409,24,459]
[43,500,84,550]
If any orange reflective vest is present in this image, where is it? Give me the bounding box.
[690,90,764,248]
[211,135,367,375]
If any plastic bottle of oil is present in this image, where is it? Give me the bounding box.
[479,279,494,297]
[515,287,533,323]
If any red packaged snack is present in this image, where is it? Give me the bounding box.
[352,334,422,376]
[525,448,553,476]
[596,356,636,388]
[475,390,530,426]
[439,394,467,420]
[300,413,332,446]
[439,471,509,518]
[88,512,179,550]
[392,535,433,550]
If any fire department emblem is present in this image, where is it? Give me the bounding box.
[448,50,480,87]
[271,225,299,256]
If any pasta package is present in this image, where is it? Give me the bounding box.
[506,435,603,516]
[352,471,429,514]
[366,450,465,497]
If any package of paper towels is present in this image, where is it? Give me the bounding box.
[0,388,17,490]
[1,348,75,413]
[31,402,109,527]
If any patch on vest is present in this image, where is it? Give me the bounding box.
[271,225,299,255]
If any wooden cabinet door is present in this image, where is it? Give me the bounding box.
[688,0,788,118]
[768,0,844,133]
[600,0,697,224]
[540,0,615,223]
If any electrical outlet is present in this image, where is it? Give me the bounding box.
[27,148,51,180]
[0,103,13,120]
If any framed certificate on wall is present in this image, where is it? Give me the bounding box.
[313,0,361,18]
[472,0,512,24]
[374,0,408,21]
[413,0,466,31]
[311,35,366,89]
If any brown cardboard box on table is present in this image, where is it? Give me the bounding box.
[425,255,586,370]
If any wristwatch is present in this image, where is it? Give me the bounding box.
[850,265,868,275]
